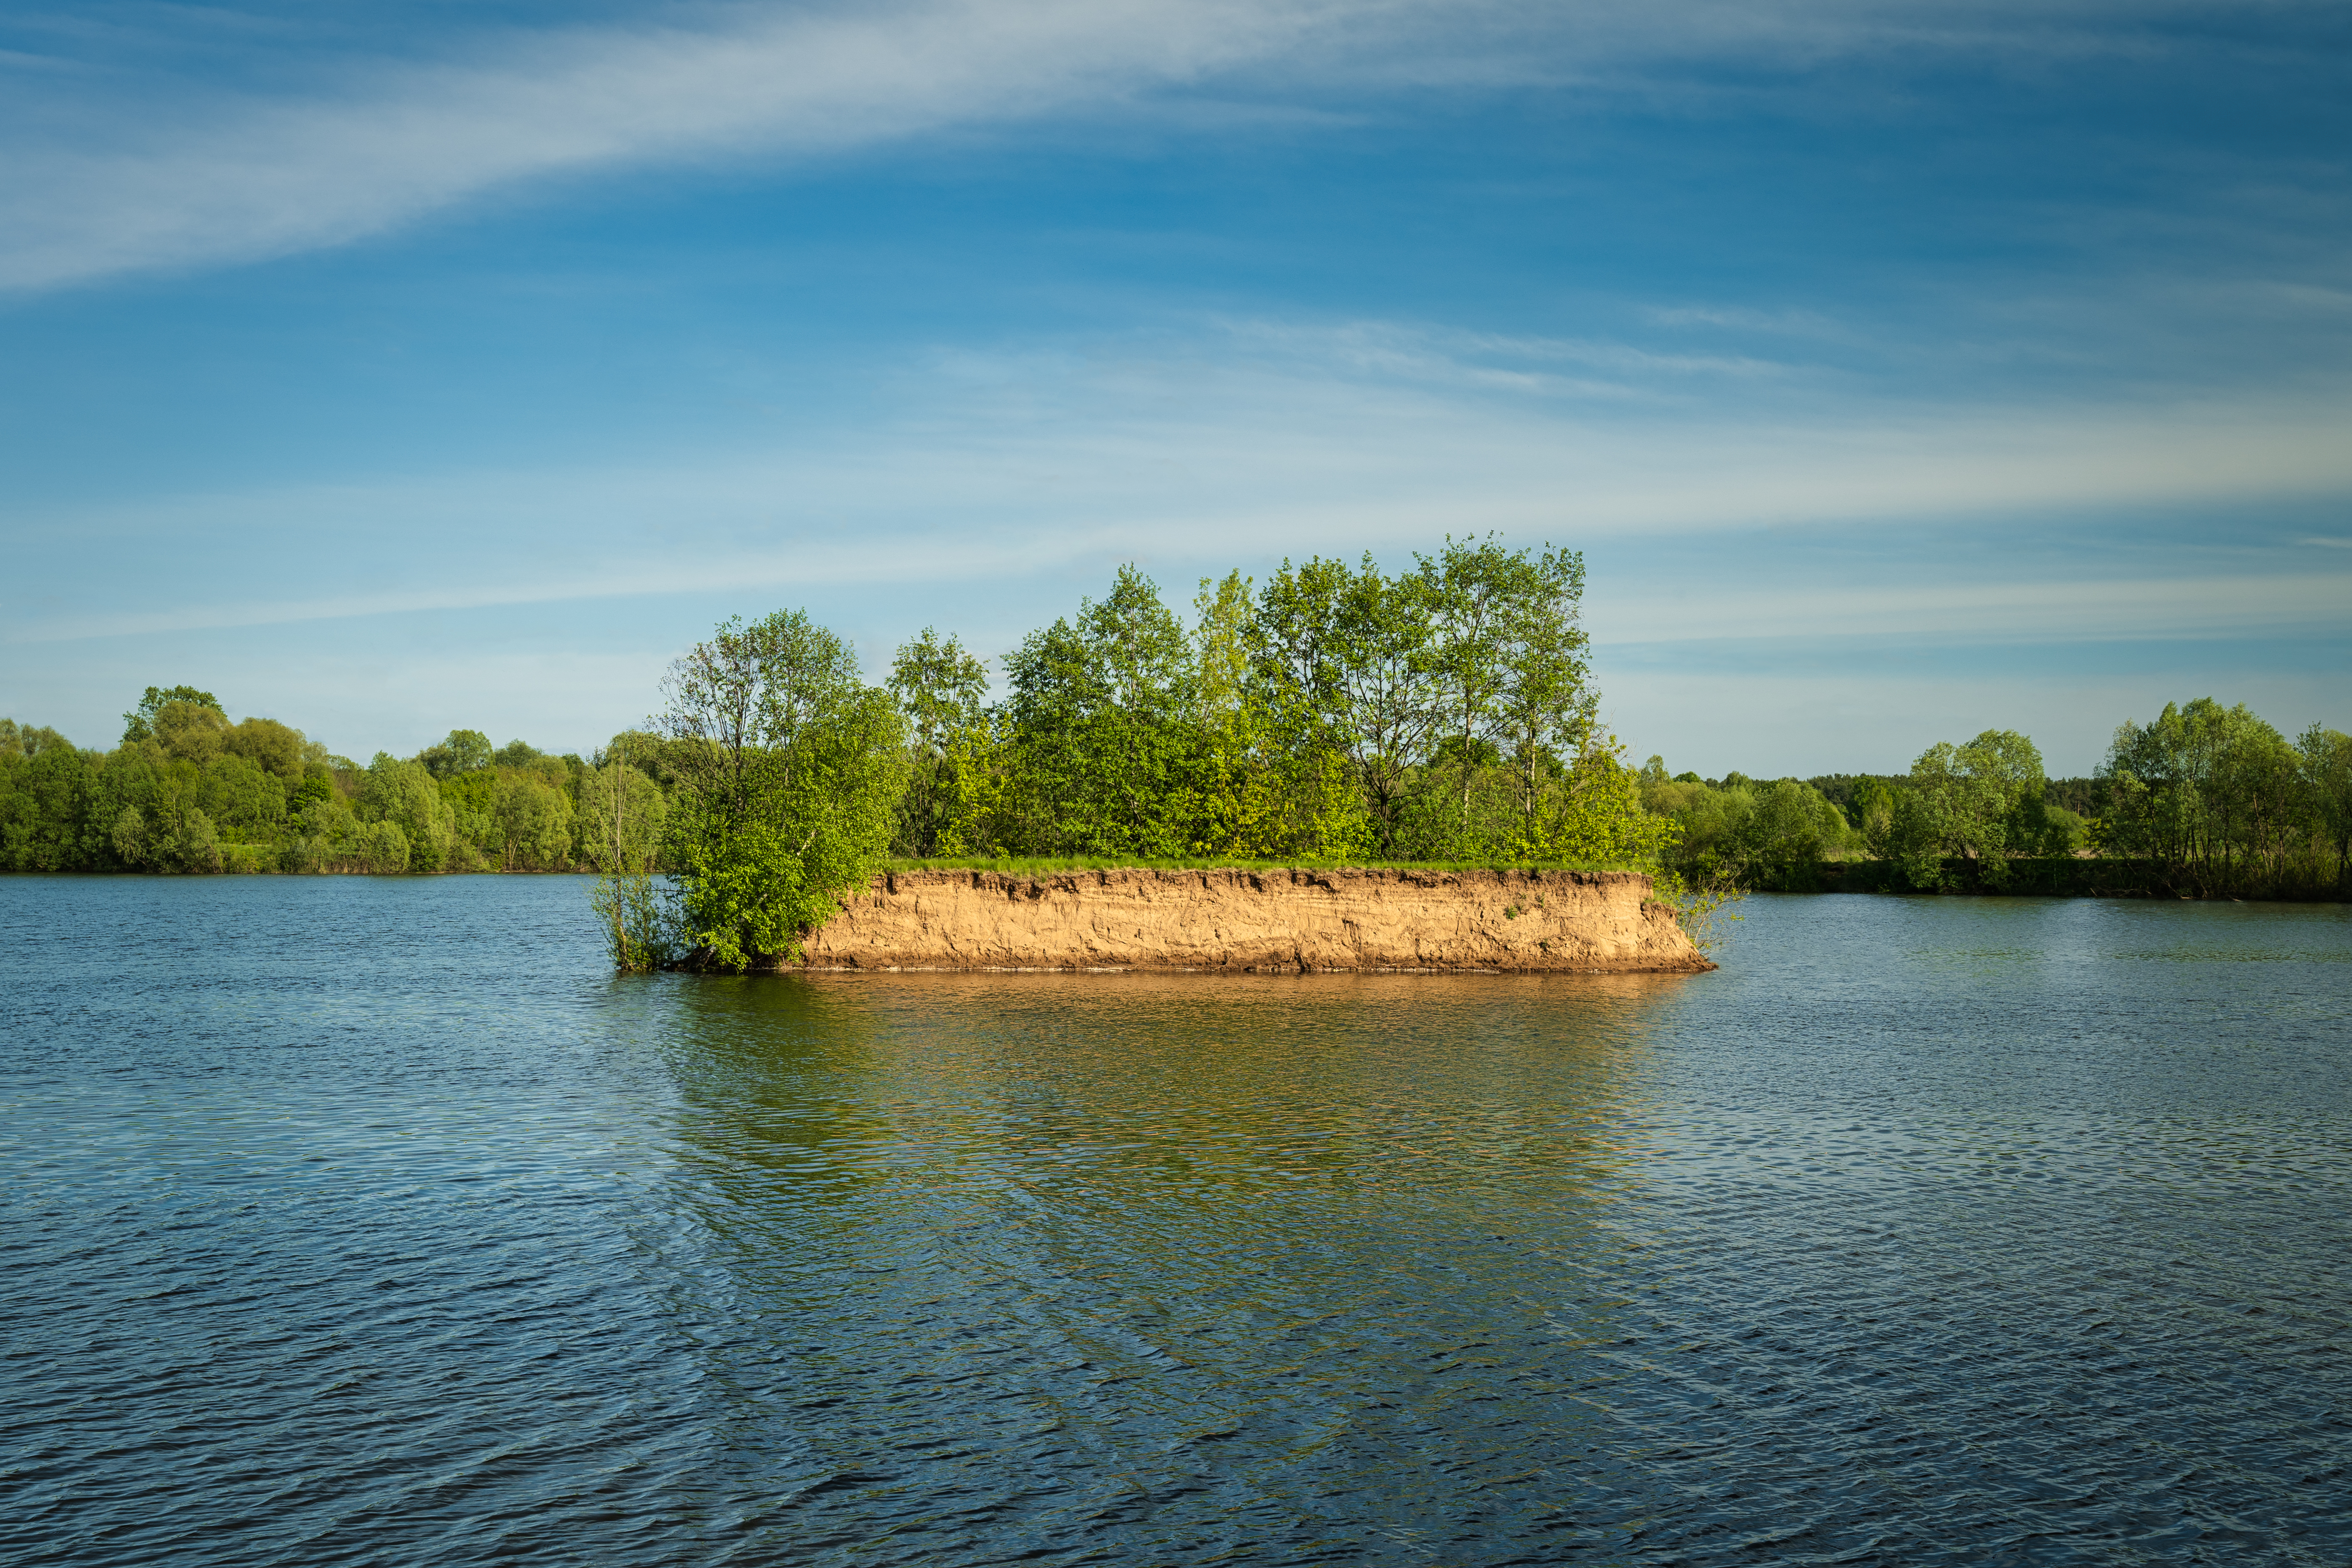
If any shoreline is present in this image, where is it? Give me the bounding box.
[786,866,1716,975]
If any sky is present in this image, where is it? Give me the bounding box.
[3,0,2347,777]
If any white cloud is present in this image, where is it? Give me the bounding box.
[0,0,2265,292]
[0,0,1351,289]
[9,327,2350,646]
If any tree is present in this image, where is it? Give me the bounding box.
[660,610,911,969]
[1416,536,1591,855]
[582,761,670,971]
[2102,699,2312,894]
[1322,556,1443,857]
[152,700,230,765]
[887,627,989,857]
[577,763,666,873]
[417,729,493,779]
[491,768,574,870]
[224,718,306,781]
[122,686,219,744]
[1248,556,1378,859]
[1000,567,1197,858]
[2298,724,2352,894]
[1849,777,1900,850]
[1,720,74,760]
[1889,730,2045,888]
[1733,779,1853,887]
[198,753,288,842]
[359,755,456,872]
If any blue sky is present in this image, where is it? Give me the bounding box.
[3,0,2347,776]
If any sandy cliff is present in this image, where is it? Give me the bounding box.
[792,867,1713,974]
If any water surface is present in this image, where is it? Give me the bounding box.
[3,880,2347,1564]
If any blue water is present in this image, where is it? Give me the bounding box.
[3,878,2347,1565]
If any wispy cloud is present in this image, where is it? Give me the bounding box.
[0,0,2282,292]
[0,0,1352,290]
[11,327,2351,645]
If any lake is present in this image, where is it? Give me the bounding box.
[3,878,2347,1565]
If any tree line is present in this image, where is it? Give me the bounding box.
[0,685,663,877]
[7,546,2346,962]
[1640,703,2352,899]
[0,537,1661,963]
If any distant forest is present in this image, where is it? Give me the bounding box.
[5,545,2349,913]
[1645,702,2351,901]
[0,683,665,878]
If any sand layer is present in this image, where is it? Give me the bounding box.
[790,866,1714,974]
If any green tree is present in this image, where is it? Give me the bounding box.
[0,736,89,870]
[1247,556,1378,859]
[1888,729,2045,888]
[660,610,911,969]
[2298,723,2352,894]
[1189,571,1278,856]
[417,729,493,779]
[1415,536,1592,857]
[1290,555,1444,857]
[152,699,230,765]
[577,762,667,873]
[122,685,219,744]
[1,720,74,760]
[224,718,306,781]
[581,762,672,971]
[1732,779,1853,888]
[359,755,457,872]
[491,768,575,870]
[887,626,990,857]
[2102,699,2315,894]
[1849,777,1900,850]
[198,753,288,842]
[1000,567,1197,858]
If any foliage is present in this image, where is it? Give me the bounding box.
[121,685,218,744]
[359,755,457,873]
[577,762,666,873]
[589,871,673,972]
[886,626,990,858]
[997,564,1200,859]
[417,729,493,779]
[225,718,304,782]
[2301,723,2352,895]
[10,588,2348,920]
[2100,700,2340,897]
[0,720,74,759]
[927,547,1608,869]
[1643,769,1852,890]
[1650,867,1745,955]
[659,610,911,969]
[490,768,574,871]
[1881,730,2045,889]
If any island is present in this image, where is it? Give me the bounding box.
[791,867,1714,974]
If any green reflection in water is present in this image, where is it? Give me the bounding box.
[631,972,1706,1537]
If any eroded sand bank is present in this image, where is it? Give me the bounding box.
[790,866,1714,974]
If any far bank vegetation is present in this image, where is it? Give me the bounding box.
[6,543,2348,937]
[1642,702,2352,902]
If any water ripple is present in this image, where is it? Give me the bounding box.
[2,879,2347,1564]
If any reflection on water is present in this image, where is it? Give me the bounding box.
[2,879,2347,1564]
[651,975,1668,1557]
